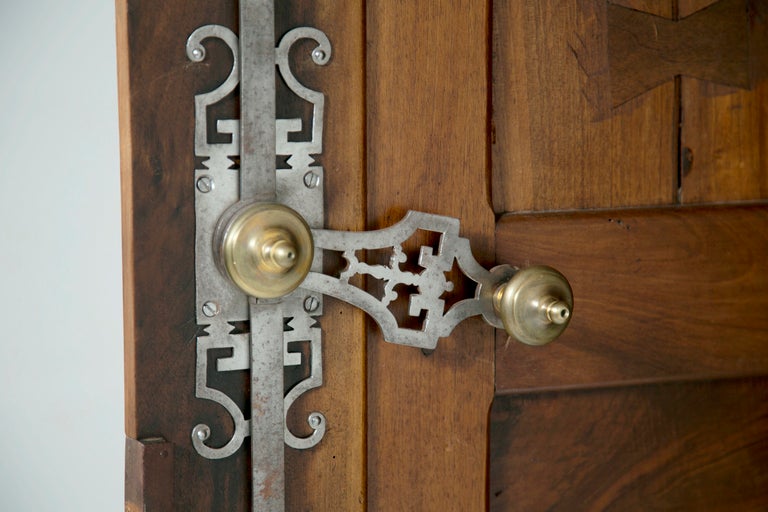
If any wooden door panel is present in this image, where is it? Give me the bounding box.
[681,80,768,203]
[366,1,495,509]
[490,378,768,511]
[119,0,768,508]
[492,0,678,213]
[493,0,768,212]
[490,0,768,510]
[495,205,768,391]
[678,0,768,203]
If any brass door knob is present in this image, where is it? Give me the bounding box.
[493,265,573,346]
[214,202,314,298]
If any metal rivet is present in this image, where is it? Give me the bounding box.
[202,301,220,317]
[308,413,323,429]
[312,49,326,61]
[303,171,320,189]
[196,175,214,193]
[303,295,320,313]
[190,47,204,61]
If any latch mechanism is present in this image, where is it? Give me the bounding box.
[187,4,572,510]
[220,203,573,350]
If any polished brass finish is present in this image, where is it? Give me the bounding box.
[216,202,313,298]
[260,233,299,272]
[493,265,573,346]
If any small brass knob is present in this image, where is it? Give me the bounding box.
[493,265,573,346]
[215,202,313,298]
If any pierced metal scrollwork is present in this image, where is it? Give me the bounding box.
[304,211,503,351]
[187,25,330,460]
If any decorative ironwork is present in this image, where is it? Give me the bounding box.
[304,211,503,350]
[187,25,330,460]
[182,9,573,512]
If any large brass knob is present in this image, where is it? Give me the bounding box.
[493,265,573,346]
[215,202,313,298]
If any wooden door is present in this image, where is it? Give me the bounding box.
[119,0,767,510]
[488,0,768,510]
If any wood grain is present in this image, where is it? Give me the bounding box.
[492,0,677,213]
[125,437,174,512]
[680,1,768,203]
[495,205,768,392]
[277,3,367,511]
[118,1,248,509]
[608,0,752,107]
[680,80,768,203]
[490,378,768,511]
[679,1,768,203]
[118,1,366,509]
[678,0,721,14]
[366,1,495,510]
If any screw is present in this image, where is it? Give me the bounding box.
[202,301,220,317]
[303,295,320,313]
[190,47,204,61]
[303,171,321,189]
[312,49,326,61]
[308,413,323,429]
[196,175,214,193]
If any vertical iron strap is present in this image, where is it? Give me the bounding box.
[240,2,283,510]
[240,0,276,201]
[249,299,285,511]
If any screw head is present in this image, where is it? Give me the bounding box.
[202,301,220,317]
[303,295,320,313]
[303,171,321,189]
[196,175,214,193]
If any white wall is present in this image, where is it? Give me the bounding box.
[0,2,123,510]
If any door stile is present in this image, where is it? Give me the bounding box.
[366,1,496,510]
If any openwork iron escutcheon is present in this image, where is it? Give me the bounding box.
[188,24,330,461]
[304,211,503,350]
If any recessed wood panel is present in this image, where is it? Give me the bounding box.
[492,0,677,213]
[490,378,768,511]
[366,1,495,510]
[680,80,768,203]
[679,0,768,204]
[495,205,768,392]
